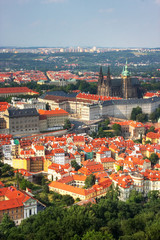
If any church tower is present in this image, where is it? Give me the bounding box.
[105,66,111,96]
[97,66,103,95]
[121,60,132,99]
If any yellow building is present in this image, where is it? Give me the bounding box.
[44,158,52,172]
[12,158,30,171]
[145,132,160,144]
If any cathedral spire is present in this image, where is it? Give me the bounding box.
[98,66,103,85]
[107,66,111,80]
[125,59,128,71]
[122,59,131,77]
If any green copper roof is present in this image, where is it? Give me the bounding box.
[122,60,131,77]
[14,139,19,145]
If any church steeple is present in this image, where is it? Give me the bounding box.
[98,66,103,85]
[107,66,110,79]
[122,60,131,77]
[122,60,132,99]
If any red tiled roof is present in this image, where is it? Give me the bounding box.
[49,181,95,196]
[34,145,44,151]
[76,93,122,101]
[101,157,115,163]
[0,87,38,94]
[39,108,68,116]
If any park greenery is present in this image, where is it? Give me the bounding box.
[0,186,160,240]
[91,119,122,138]
[71,160,81,171]
[112,124,122,136]
[63,119,72,130]
[149,153,159,166]
[0,161,14,178]
[149,105,160,123]
[130,106,148,123]
[84,174,96,189]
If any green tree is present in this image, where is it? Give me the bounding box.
[46,102,50,110]
[71,160,81,171]
[0,214,15,238]
[90,131,97,139]
[98,127,105,138]
[136,113,148,123]
[148,190,159,201]
[62,195,74,206]
[1,163,12,174]
[82,230,114,240]
[64,119,71,129]
[43,184,49,194]
[149,112,158,123]
[130,106,142,120]
[112,123,122,136]
[146,126,155,133]
[78,81,90,92]
[127,190,144,204]
[84,174,95,188]
[149,153,158,166]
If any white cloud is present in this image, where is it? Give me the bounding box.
[155,0,160,5]
[99,8,114,13]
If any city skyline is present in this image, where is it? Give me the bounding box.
[0,0,160,48]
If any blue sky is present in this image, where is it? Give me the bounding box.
[0,0,160,48]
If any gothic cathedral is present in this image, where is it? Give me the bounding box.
[97,61,140,99]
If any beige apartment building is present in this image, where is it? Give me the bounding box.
[39,108,69,131]
[4,108,39,135]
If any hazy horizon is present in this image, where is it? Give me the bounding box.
[0,0,160,48]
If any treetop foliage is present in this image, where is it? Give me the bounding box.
[0,189,160,240]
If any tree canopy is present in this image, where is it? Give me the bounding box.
[112,124,122,136]
[130,106,142,121]
[0,189,160,240]
[84,174,96,188]
[64,119,71,130]
[149,153,159,166]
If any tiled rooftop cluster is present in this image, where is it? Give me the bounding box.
[46,70,99,83]
[0,87,39,95]
[76,93,122,101]
[0,127,160,201]
[0,184,44,225]
[0,71,47,83]
[143,90,160,98]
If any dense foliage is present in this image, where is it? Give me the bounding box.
[71,160,81,171]
[112,124,122,136]
[90,119,114,138]
[130,106,148,122]
[63,119,72,130]
[84,174,96,188]
[149,105,160,123]
[0,188,160,240]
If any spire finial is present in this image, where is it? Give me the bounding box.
[125,59,128,71]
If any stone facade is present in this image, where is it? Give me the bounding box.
[87,97,160,121]
[4,108,39,135]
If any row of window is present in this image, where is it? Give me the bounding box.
[12,128,38,133]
